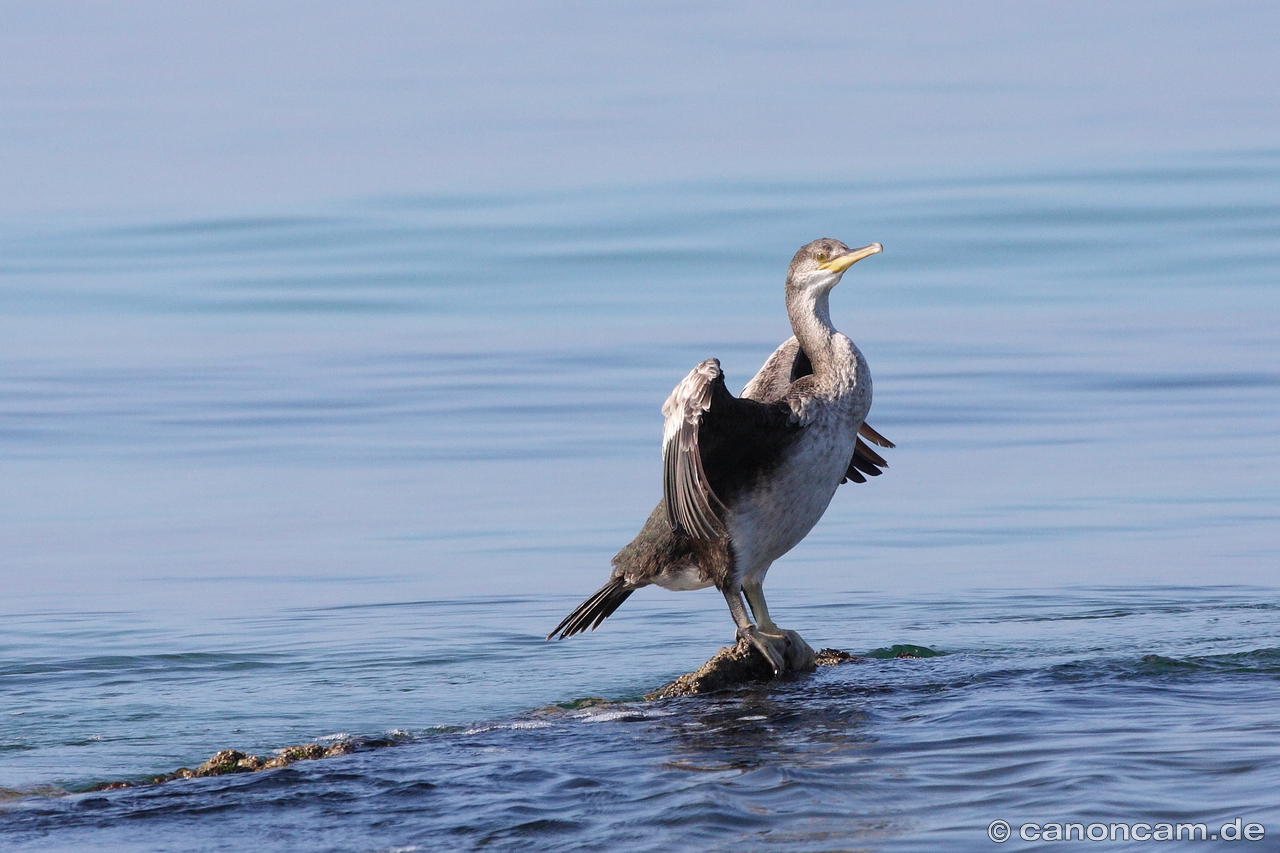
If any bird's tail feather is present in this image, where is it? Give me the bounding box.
[546,577,634,640]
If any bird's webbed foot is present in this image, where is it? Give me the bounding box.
[736,625,817,676]
[737,624,786,675]
[737,622,783,676]
[778,629,816,673]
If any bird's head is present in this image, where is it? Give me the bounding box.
[786,238,883,297]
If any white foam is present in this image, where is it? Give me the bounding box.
[574,708,674,723]
[462,720,550,734]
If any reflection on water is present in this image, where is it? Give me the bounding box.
[2,152,1280,850]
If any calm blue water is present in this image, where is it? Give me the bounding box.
[3,151,1280,851]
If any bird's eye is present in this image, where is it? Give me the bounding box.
[815,252,829,262]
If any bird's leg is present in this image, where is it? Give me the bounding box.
[743,581,816,674]
[742,580,780,634]
[722,587,785,675]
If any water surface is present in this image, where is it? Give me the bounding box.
[2,152,1279,850]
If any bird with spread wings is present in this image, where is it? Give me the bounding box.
[549,239,891,674]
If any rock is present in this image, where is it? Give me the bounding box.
[10,735,412,799]
[647,640,772,699]
[557,697,611,711]
[82,780,134,792]
[647,632,820,699]
[193,750,253,777]
[3,784,66,799]
[814,648,862,666]
[262,743,327,768]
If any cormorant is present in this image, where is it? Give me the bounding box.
[548,239,892,674]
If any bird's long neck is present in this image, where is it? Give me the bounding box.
[786,287,840,376]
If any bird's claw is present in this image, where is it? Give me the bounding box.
[736,626,817,676]
[738,625,787,675]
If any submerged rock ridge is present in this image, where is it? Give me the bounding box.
[4,643,941,800]
[83,736,402,792]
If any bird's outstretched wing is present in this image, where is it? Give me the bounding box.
[661,359,798,540]
[662,360,725,540]
[842,423,896,484]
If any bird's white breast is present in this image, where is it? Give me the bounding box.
[728,335,870,584]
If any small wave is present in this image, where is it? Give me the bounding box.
[572,707,674,723]
[1139,647,1280,675]
[461,720,552,735]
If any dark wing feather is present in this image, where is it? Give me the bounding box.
[662,359,799,540]
[858,422,895,448]
[841,427,894,485]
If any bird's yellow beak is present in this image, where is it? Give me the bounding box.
[819,242,883,272]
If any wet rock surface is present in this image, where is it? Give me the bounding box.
[647,639,775,699]
[81,736,402,792]
[647,639,863,700]
[813,647,863,666]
